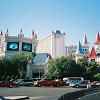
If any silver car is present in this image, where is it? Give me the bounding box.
[72,80,91,88]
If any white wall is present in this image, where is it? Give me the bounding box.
[37,34,52,56]
[37,31,66,58]
[94,43,100,54]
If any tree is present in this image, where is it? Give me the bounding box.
[86,61,100,80]
[0,52,36,80]
[77,58,100,80]
[11,52,33,78]
[94,73,100,80]
[6,76,10,81]
[45,56,86,79]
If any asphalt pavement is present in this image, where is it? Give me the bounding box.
[0,86,83,100]
[77,92,100,100]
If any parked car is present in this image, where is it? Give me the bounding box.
[63,77,84,86]
[0,81,18,88]
[14,79,22,85]
[69,80,81,87]
[72,80,91,88]
[91,81,100,88]
[17,79,34,86]
[34,78,62,87]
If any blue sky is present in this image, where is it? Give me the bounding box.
[0,0,100,47]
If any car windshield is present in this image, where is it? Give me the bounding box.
[70,80,80,84]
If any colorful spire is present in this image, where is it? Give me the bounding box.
[32,30,34,36]
[76,41,83,55]
[63,32,66,35]
[82,34,88,44]
[95,32,100,43]
[6,28,8,33]
[89,47,97,58]
[20,28,23,34]
[0,30,3,35]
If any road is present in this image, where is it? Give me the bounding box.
[0,86,84,100]
[77,92,100,100]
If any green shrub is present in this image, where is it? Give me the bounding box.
[94,73,100,81]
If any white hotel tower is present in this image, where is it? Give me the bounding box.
[37,30,66,58]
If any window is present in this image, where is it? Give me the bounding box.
[22,42,32,52]
[7,42,19,51]
[91,59,95,62]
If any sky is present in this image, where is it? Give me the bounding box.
[0,0,100,47]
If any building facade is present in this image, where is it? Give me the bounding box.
[27,30,66,78]
[89,32,100,62]
[0,29,37,58]
[66,45,77,58]
[75,32,100,63]
[27,53,51,78]
[37,30,66,58]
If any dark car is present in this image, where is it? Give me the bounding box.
[16,79,34,86]
[0,81,18,88]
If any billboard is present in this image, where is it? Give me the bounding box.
[22,42,32,52]
[7,42,19,51]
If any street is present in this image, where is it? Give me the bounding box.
[77,92,100,100]
[0,86,83,100]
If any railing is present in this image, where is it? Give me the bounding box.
[58,87,100,100]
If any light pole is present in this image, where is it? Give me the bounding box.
[38,65,41,79]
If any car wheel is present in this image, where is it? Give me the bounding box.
[16,84,19,87]
[87,84,90,88]
[38,84,41,87]
[56,83,60,87]
[31,84,34,87]
[76,85,79,88]
[9,85,13,88]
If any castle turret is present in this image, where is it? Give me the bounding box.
[0,31,3,44]
[75,41,83,62]
[5,28,9,35]
[95,32,100,43]
[18,28,24,39]
[0,31,3,35]
[31,30,38,53]
[6,28,8,33]
[89,46,97,62]
[94,32,100,55]
[82,34,89,57]
[32,30,35,38]
[20,28,23,34]
[76,41,83,55]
